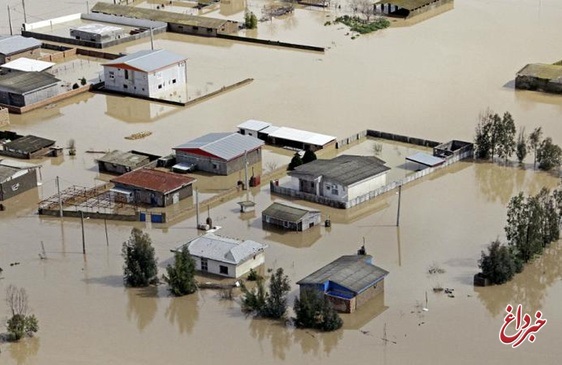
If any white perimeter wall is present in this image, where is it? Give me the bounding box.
[23,13,82,31]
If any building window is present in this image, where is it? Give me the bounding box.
[158,84,162,89]
[219,265,228,275]
[109,71,115,79]
[123,84,128,89]
[172,79,176,84]
[201,258,208,271]
[124,70,129,80]
[193,26,199,31]
[310,181,314,188]
[333,187,339,196]
[212,163,218,169]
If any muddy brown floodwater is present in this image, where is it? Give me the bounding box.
[1,0,562,364]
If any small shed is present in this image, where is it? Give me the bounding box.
[174,233,268,278]
[405,152,445,170]
[0,133,56,159]
[110,168,196,207]
[297,254,389,313]
[70,23,125,42]
[0,160,38,200]
[262,201,321,231]
[264,126,336,151]
[0,35,42,64]
[96,150,159,175]
[237,119,272,138]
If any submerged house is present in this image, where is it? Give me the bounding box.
[102,49,187,100]
[0,132,56,159]
[0,36,42,64]
[262,201,321,231]
[515,63,562,94]
[0,160,38,201]
[283,155,390,208]
[174,132,264,176]
[297,253,389,313]
[96,150,159,175]
[0,70,60,108]
[110,168,195,207]
[176,233,267,278]
[374,0,453,18]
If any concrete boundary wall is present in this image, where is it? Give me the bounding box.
[23,14,82,31]
[272,132,473,209]
[0,84,91,114]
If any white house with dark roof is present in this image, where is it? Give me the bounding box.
[173,132,264,175]
[175,233,267,278]
[0,36,42,65]
[102,49,187,99]
[282,155,390,208]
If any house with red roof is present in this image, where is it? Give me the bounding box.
[110,168,195,207]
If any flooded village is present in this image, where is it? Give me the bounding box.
[1,0,562,364]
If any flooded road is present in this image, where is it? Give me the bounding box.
[1,0,562,364]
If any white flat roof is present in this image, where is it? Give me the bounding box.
[73,23,123,34]
[237,119,272,132]
[268,127,336,147]
[1,58,55,72]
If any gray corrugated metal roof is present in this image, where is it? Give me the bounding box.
[103,49,186,73]
[3,135,55,153]
[237,119,272,132]
[297,255,389,294]
[178,233,267,265]
[0,165,21,183]
[96,150,149,168]
[262,202,320,223]
[289,155,389,187]
[406,152,444,167]
[174,133,264,161]
[0,36,41,56]
[0,70,60,94]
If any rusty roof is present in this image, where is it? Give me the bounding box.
[111,168,195,194]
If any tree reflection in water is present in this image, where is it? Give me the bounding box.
[126,286,158,332]
[8,337,40,365]
[165,294,199,335]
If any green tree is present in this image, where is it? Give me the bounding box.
[5,285,39,341]
[241,278,267,313]
[244,11,258,29]
[516,127,527,164]
[262,268,290,319]
[302,149,317,164]
[478,240,517,285]
[529,127,543,169]
[474,111,493,159]
[288,152,303,171]
[164,246,197,296]
[80,77,87,86]
[537,137,562,171]
[122,228,158,287]
[496,112,516,164]
[241,268,290,319]
[293,288,342,331]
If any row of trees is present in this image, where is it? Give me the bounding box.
[474,109,562,170]
[241,268,342,331]
[478,188,561,284]
[122,228,197,296]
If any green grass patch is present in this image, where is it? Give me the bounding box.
[335,15,390,34]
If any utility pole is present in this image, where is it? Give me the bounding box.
[104,218,109,246]
[80,211,86,255]
[56,176,63,217]
[21,0,27,23]
[86,1,90,14]
[243,150,248,190]
[150,27,154,50]
[7,6,13,36]
[195,188,200,227]
[396,185,402,227]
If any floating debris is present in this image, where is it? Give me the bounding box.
[125,131,152,140]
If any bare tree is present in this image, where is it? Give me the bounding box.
[358,0,374,21]
[265,161,279,173]
[6,285,29,317]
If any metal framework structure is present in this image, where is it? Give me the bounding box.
[38,183,121,212]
